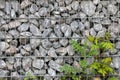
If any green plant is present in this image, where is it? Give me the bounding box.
[90,57,113,77]
[60,32,116,80]
[107,77,118,80]
[24,72,36,80]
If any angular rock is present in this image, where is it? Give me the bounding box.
[18,23,29,32]
[22,58,32,71]
[0,0,5,9]
[9,21,21,29]
[71,1,79,11]
[5,2,11,14]
[38,46,47,57]
[112,57,120,69]
[41,39,52,49]
[70,21,79,32]
[0,69,9,77]
[38,7,48,16]
[48,68,56,76]
[23,44,31,52]
[5,46,17,55]
[30,24,41,36]
[30,37,41,49]
[0,60,6,69]
[56,47,67,56]
[93,24,102,31]
[19,14,28,22]
[48,60,61,71]
[81,1,96,16]
[0,42,9,51]
[60,39,68,47]
[8,30,20,38]
[66,45,74,56]
[54,25,63,37]
[42,29,52,37]
[107,4,118,15]
[21,0,32,9]
[116,42,120,49]
[30,4,38,13]
[90,28,96,37]
[14,59,22,70]
[48,48,57,57]
[33,69,46,75]
[32,59,44,69]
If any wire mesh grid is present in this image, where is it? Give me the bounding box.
[0,0,120,80]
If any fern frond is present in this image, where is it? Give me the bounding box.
[70,40,85,55]
[100,42,114,50]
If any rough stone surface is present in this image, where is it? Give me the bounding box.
[32,59,44,69]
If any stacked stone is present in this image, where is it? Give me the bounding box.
[0,0,120,80]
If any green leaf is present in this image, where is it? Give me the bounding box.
[79,59,87,68]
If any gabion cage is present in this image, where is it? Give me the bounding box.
[0,0,120,80]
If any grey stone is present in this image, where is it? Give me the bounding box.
[30,37,41,49]
[8,30,20,38]
[71,1,79,11]
[20,49,29,55]
[81,1,96,16]
[14,59,22,70]
[112,57,120,69]
[11,72,19,78]
[43,19,51,28]
[22,58,32,71]
[0,60,6,69]
[5,2,11,14]
[42,29,52,37]
[93,24,102,31]
[79,22,85,31]
[11,1,20,12]
[49,60,61,71]
[41,39,52,49]
[53,42,61,49]
[66,45,74,56]
[29,19,39,26]
[19,14,28,22]
[107,4,118,15]
[96,29,106,38]
[32,59,44,69]
[18,23,29,32]
[48,48,57,57]
[30,4,38,13]
[23,44,31,52]
[11,9,16,18]
[60,39,68,47]
[0,42,9,51]
[38,7,48,16]
[6,62,14,70]
[1,24,9,30]
[70,21,79,32]
[21,0,32,9]
[0,69,9,77]
[33,69,46,75]
[93,0,100,5]
[116,42,120,49]
[90,28,96,37]
[56,47,67,56]
[54,25,63,37]
[20,32,32,37]
[48,68,56,77]
[65,0,72,5]
[49,33,58,41]
[110,49,118,55]
[30,24,41,36]
[6,58,15,64]
[108,23,120,34]
[39,46,47,57]
[9,21,21,29]
[5,46,17,55]
[0,0,5,9]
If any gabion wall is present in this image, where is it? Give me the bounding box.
[0,0,120,80]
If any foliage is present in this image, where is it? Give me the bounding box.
[24,72,36,80]
[60,32,116,80]
[107,77,118,80]
[90,58,113,77]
